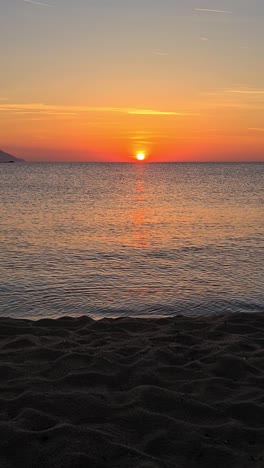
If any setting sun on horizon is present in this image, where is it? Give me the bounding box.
[136,152,146,161]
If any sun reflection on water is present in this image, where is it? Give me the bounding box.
[132,167,149,248]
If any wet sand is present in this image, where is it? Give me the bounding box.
[0,312,264,467]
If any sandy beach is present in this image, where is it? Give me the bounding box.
[0,312,264,467]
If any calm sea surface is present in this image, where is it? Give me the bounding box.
[0,163,263,319]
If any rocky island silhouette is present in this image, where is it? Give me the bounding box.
[0,149,25,163]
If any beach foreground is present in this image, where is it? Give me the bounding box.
[0,313,264,468]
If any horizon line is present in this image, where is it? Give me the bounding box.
[18,160,264,164]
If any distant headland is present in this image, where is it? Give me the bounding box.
[0,149,25,163]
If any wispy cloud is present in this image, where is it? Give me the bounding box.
[153,51,169,56]
[23,117,74,121]
[129,135,153,141]
[194,8,232,14]
[248,128,264,132]
[0,103,197,117]
[12,112,77,117]
[126,108,189,116]
[226,89,264,95]
[23,0,55,7]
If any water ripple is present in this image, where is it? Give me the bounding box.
[0,163,263,319]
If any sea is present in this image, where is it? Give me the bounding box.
[0,162,263,319]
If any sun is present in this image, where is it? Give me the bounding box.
[136,152,146,161]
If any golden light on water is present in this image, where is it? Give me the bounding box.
[136,152,146,161]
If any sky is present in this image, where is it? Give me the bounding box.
[0,0,263,162]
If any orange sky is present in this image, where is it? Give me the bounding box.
[0,0,263,162]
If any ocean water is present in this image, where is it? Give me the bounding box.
[0,163,263,319]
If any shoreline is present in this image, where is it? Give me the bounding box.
[0,312,264,467]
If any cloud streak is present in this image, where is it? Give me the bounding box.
[0,103,197,117]
[226,89,264,95]
[248,128,264,132]
[126,108,188,116]
[23,0,55,7]
[153,52,169,56]
[194,8,232,14]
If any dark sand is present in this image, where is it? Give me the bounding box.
[0,313,264,467]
